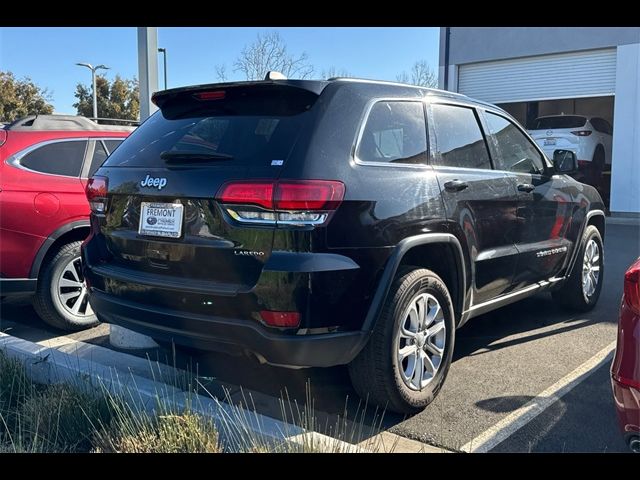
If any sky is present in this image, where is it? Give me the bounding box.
[0,27,440,114]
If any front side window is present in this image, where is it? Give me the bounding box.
[20,140,87,177]
[485,112,546,175]
[430,103,492,170]
[356,101,427,165]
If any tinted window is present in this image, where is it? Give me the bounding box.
[590,118,612,135]
[357,101,427,165]
[88,141,108,177]
[533,116,586,130]
[21,140,87,177]
[104,139,123,154]
[430,104,491,170]
[104,92,316,168]
[485,112,545,174]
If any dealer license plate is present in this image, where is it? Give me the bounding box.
[138,202,184,238]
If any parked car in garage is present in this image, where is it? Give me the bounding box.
[528,115,612,183]
[82,76,606,414]
[0,115,133,330]
[611,257,640,453]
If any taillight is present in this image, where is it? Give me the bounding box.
[0,130,6,147]
[259,310,301,328]
[571,130,592,136]
[216,180,345,227]
[218,181,274,209]
[623,259,640,315]
[86,176,109,214]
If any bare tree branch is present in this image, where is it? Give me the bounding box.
[321,66,352,79]
[396,60,437,88]
[233,31,314,80]
[215,64,228,82]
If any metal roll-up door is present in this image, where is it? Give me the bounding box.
[458,48,616,104]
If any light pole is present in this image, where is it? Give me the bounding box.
[158,48,167,90]
[75,62,110,119]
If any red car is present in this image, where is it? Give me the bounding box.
[611,257,640,453]
[0,115,133,330]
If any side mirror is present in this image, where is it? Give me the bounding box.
[553,149,578,174]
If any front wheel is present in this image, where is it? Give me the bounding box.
[33,241,99,331]
[551,225,604,312]
[348,267,455,415]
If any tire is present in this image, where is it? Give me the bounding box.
[348,267,455,415]
[551,225,604,312]
[591,147,605,186]
[32,241,99,331]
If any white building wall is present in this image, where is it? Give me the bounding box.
[609,43,640,215]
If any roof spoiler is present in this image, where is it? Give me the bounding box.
[151,79,328,110]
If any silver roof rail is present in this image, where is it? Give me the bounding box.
[6,115,137,132]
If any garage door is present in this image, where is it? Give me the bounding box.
[458,48,616,104]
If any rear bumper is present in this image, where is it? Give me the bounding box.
[0,278,37,296]
[610,377,640,439]
[89,290,369,368]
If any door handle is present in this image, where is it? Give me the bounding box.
[517,183,535,193]
[444,180,469,192]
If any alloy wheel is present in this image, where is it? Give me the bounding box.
[396,293,446,391]
[56,256,93,317]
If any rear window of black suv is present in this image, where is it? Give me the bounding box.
[103,88,317,169]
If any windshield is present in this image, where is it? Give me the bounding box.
[532,116,587,130]
[103,111,311,168]
[103,86,318,168]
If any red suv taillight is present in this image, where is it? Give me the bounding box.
[216,179,345,227]
[86,176,109,214]
[624,259,640,315]
[0,130,7,147]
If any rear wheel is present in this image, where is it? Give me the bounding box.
[551,225,604,312]
[33,241,99,331]
[348,267,455,415]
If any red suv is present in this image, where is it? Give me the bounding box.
[0,115,133,330]
[612,257,640,453]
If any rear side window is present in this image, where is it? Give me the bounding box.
[533,116,586,130]
[590,118,612,135]
[485,112,545,175]
[88,141,108,177]
[356,101,427,165]
[20,140,87,177]
[104,88,317,169]
[430,104,491,170]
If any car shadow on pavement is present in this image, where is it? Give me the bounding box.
[453,293,604,361]
[480,362,629,453]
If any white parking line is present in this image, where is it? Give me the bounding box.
[460,340,616,453]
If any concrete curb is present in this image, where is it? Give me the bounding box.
[0,332,367,453]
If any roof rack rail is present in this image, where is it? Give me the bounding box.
[5,114,137,132]
[325,76,469,98]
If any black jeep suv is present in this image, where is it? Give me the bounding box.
[82,78,605,414]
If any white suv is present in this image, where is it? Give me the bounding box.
[528,115,612,179]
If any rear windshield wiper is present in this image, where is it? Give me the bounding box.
[160,150,234,162]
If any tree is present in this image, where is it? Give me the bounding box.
[396,60,438,88]
[73,75,139,123]
[321,66,352,79]
[216,31,314,81]
[0,71,54,122]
